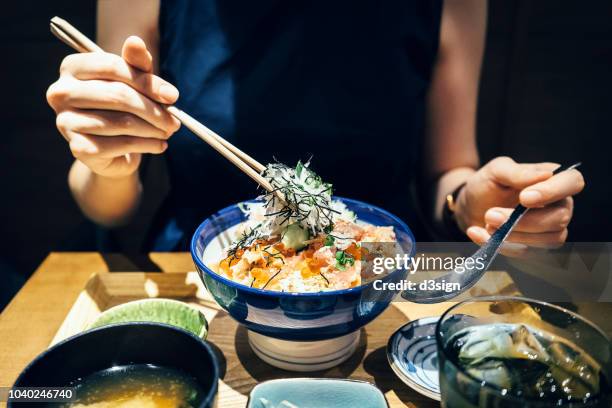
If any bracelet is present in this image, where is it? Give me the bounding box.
[442,182,469,241]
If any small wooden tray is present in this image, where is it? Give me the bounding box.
[51,271,516,408]
[51,272,221,345]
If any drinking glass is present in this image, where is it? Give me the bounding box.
[436,296,612,407]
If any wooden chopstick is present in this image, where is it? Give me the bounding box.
[49,17,271,191]
[51,17,103,53]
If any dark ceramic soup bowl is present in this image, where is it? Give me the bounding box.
[10,323,219,407]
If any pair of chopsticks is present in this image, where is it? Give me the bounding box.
[49,16,274,193]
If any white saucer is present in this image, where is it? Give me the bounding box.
[248,330,361,372]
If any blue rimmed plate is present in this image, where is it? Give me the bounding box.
[386,316,440,401]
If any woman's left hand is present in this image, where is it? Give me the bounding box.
[454,157,585,251]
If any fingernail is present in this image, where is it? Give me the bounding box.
[487,210,505,224]
[161,141,168,151]
[521,190,542,205]
[159,83,179,102]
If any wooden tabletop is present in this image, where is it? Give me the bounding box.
[1,253,611,408]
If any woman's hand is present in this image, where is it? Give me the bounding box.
[46,36,181,179]
[454,157,585,250]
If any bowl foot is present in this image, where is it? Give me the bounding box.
[247,330,360,372]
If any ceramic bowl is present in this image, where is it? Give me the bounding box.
[10,323,219,408]
[191,197,415,342]
[246,378,389,408]
[191,198,414,371]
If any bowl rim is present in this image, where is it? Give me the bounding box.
[11,322,219,408]
[190,196,415,298]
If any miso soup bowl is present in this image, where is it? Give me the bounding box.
[191,197,415,342]
[11,323,219,408]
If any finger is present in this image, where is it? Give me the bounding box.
[484,199,573,233]
[466,226,528,257]
[486,157,557,189]
[519,169,585,207]
[69,133,168,159]
[485,225,568,248]
[121,36,153,72]
[60,78,180,133]
[466,226,488,245]
[77,154,141,178]
[60,53,179,104]
[56,109,173,140]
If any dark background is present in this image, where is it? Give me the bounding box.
[1,1,611,309]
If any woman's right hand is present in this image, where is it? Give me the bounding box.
[46,36,181,179]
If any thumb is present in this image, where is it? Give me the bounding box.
[121,36,153,72]
[486,157,556,189]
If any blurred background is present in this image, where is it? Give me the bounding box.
[1,0,611,310]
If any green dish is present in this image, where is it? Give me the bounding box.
[247,378,389,408]
[89,298,208,339]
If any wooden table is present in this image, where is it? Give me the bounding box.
[1,253,611,408]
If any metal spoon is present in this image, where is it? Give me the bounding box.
[402,162,582,304]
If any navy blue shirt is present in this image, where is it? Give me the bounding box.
[152,0,442,250]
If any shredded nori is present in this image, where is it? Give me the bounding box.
[226,224,262,262]
[261,161,339,235]
[261,269,282,290]
[320,271,329,284]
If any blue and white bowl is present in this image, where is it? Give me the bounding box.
[191,197,415,370]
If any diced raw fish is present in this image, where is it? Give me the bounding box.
[361,225,396,242]
[333,219,364,239]
[313,246,335,265]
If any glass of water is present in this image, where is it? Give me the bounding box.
[436,296,612,407]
